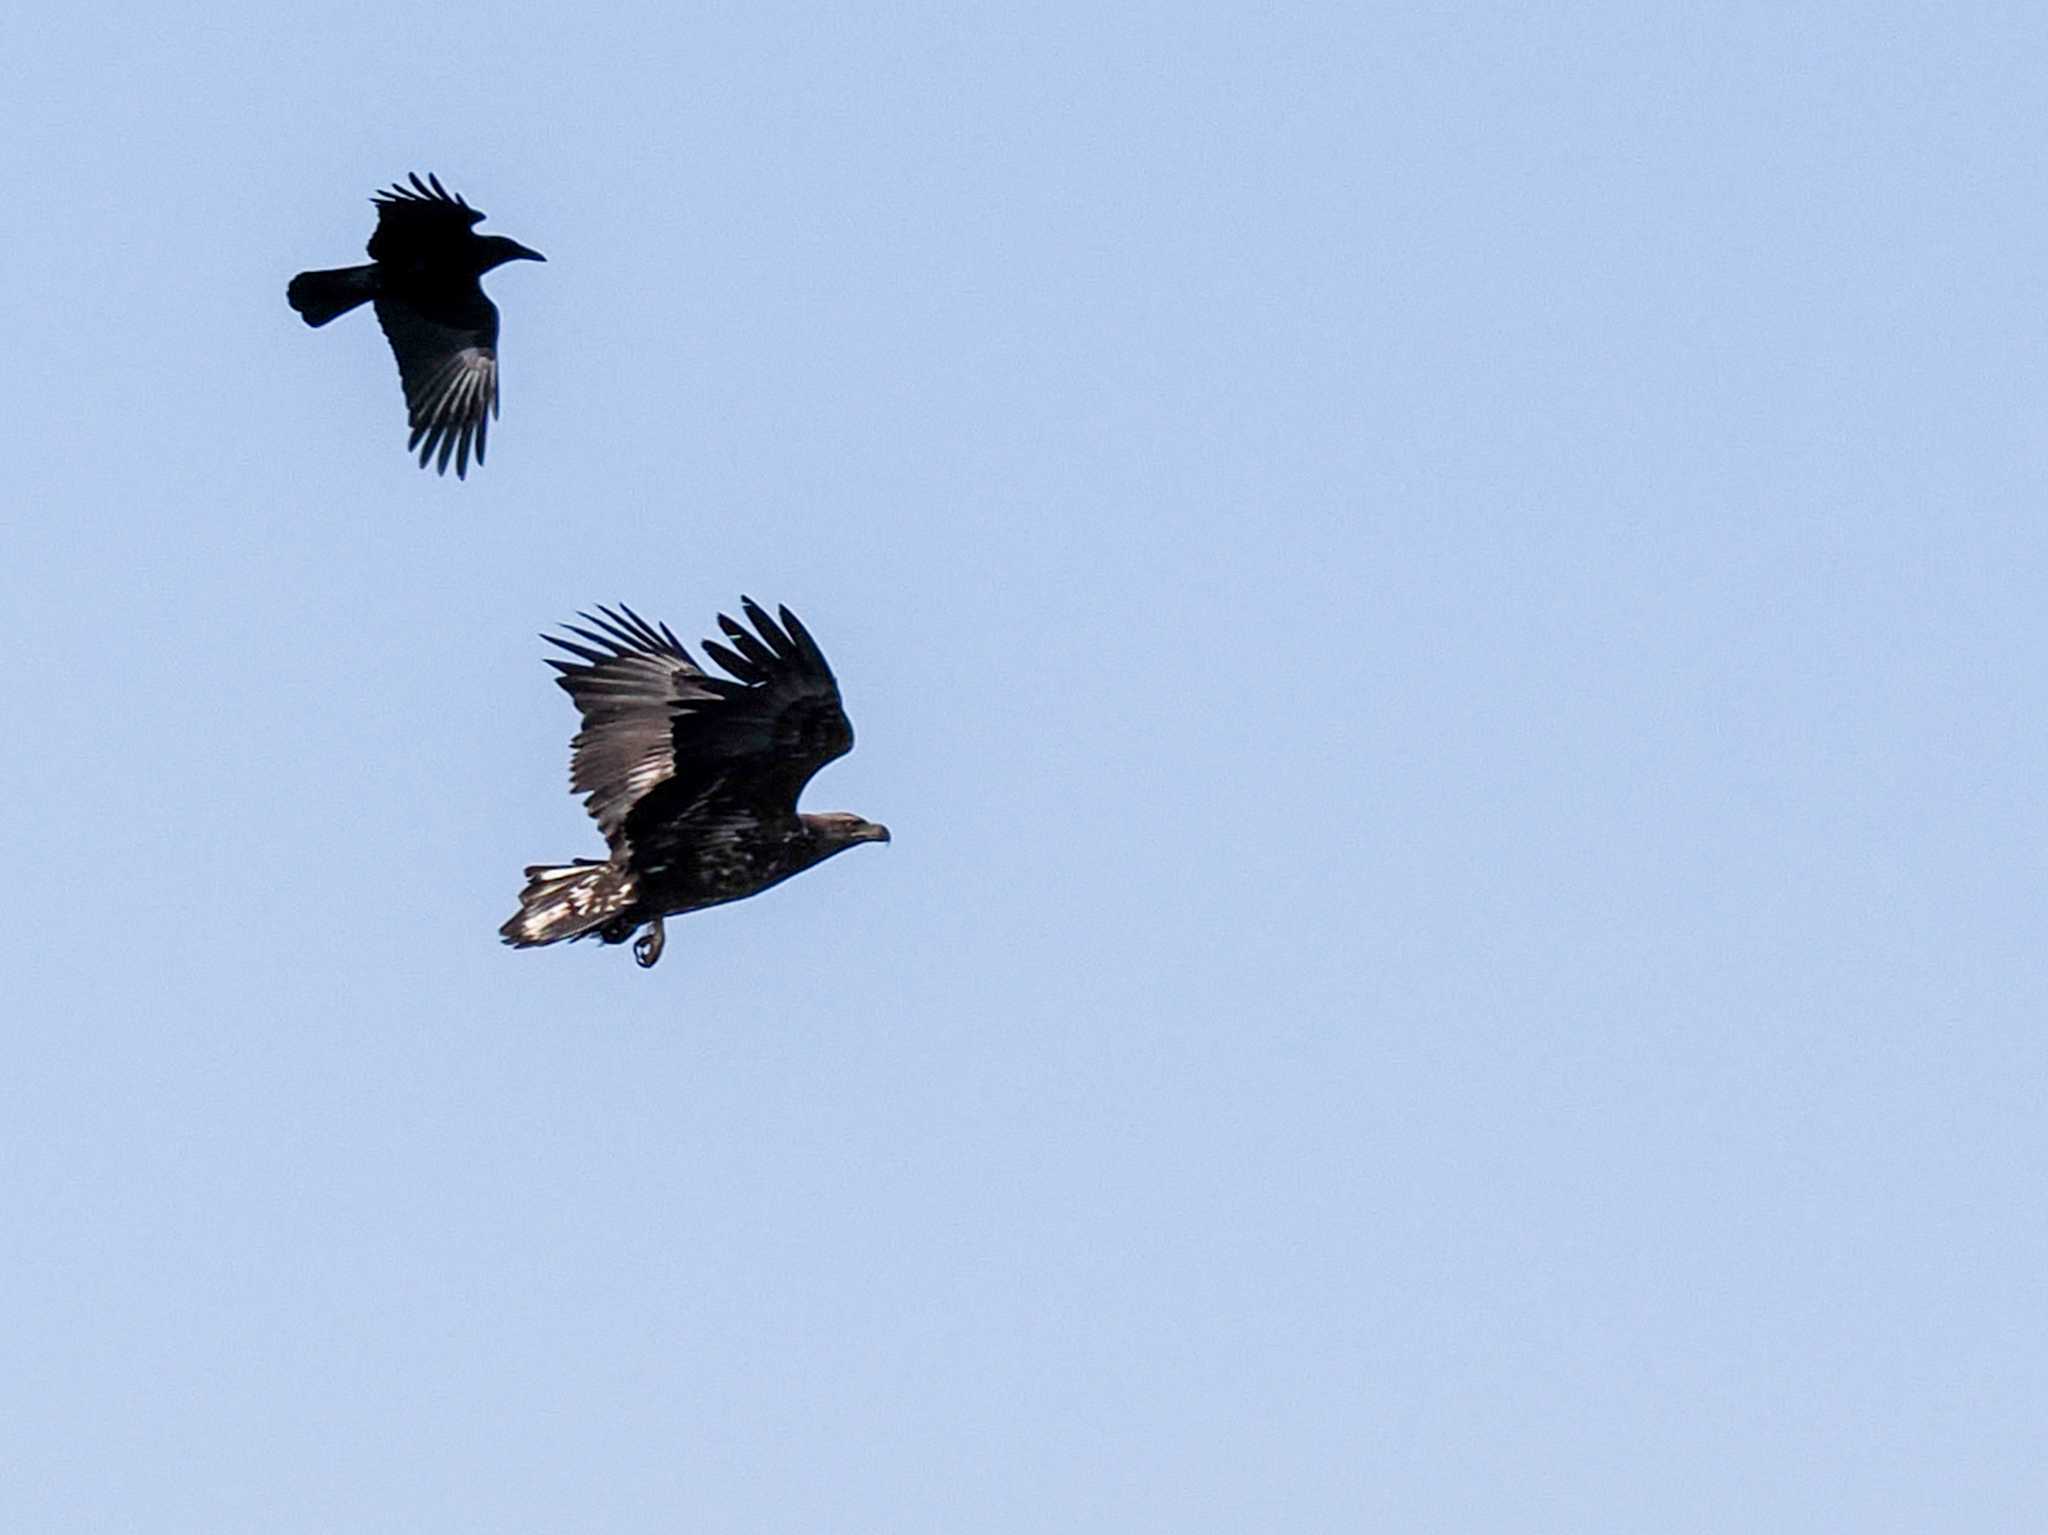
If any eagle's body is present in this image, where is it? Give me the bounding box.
[288,173,544,478]
[502,601,888,967]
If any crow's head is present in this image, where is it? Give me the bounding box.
[475,234,547,272]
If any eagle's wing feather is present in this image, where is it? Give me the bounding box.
[544,606,719,852]
[667,598,854,812]
[546,599,852,856]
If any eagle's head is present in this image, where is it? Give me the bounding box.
[803,811,891,853]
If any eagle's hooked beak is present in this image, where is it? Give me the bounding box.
[864,822,891,844]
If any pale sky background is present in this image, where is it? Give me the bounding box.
[5,2,2046,1530]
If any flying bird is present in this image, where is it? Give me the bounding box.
[287,173,545,478]
[502,600,889,968]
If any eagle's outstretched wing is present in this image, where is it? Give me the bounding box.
[365,172,484,263]
[541,600,854,851]
[544,605,720,852]
[675,598,854,810]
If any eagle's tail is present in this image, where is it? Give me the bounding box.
[500,860,637,948]
[287,263,379,327]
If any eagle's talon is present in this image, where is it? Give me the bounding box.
[633,920,665,968]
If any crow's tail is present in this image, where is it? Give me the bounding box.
[500,860,638,948]
[287,264,379,327]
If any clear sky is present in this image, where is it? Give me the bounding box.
[5,1,2044,1529]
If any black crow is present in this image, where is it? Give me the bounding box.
[502,602,889,968]
[288,173,544,478]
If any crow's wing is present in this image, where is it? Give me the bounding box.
[544,606,722,851]
[373,293,499,478]
[365,172,484,264]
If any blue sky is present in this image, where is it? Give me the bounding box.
[5,2,2045,1529]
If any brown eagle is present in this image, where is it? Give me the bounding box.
[501,600,889,967]
[287,173,545,478]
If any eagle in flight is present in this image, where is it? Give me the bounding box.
[502,600,890,968]
[288,173,545,478]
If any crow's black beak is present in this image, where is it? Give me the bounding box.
[511,242,547,263]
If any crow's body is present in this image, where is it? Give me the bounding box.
[288,173,543,478]
[502,601,888,968]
